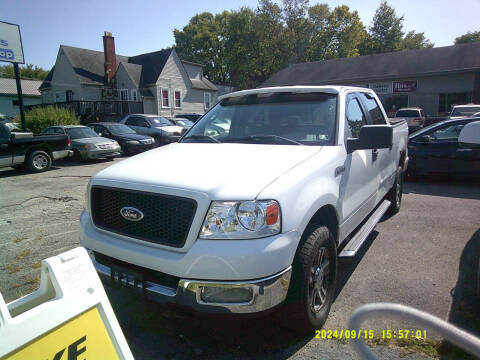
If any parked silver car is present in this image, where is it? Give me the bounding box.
[42,125,121,160]
[394,107,426,132]
[119,114,184,146]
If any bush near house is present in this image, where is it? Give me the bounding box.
[16,107,80,134]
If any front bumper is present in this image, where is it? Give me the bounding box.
[81,148,121,159]
[89,250,291,314]
[124,143,154,154]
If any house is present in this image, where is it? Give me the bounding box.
[39,32,222,118]
[260,42,480,116]
[0,77,42,117]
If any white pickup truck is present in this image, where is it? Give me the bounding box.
[80,86,408,331]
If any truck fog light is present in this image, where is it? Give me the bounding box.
[200,286,253,303]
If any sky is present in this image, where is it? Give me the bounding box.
[3,0,480,69]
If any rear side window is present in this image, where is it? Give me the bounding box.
[395,110,420,118]
[346,95,367,138]
[359,93,386,124]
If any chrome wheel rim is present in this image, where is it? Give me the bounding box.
[309,247,330,313]
[33,154,48,170]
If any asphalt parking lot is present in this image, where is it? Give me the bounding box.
[1,157,479,359]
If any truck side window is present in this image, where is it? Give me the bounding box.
[346,96,366,138]
[0,125,8,138]
[359,93,386,125]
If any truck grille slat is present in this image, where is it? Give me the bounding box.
[91,187,196,247]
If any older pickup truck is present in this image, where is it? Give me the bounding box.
[0,123,72,172]
[80,86,408,331]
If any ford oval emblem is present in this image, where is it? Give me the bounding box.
[120,207,144,222]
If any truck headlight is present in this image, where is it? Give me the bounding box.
[200,200,281,239]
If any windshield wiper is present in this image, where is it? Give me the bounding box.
[182,135,221,143]
[225,134,303,145]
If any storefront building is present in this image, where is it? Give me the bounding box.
[261,42,480,116]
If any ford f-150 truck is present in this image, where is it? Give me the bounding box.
[80,86,408,331]
[0,123,72,172]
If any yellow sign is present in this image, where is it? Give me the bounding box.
[2,307,119,360]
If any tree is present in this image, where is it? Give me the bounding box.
[0,63,49,80]
[281,0,312,63]
[304,4,366,61]
[455,31,480,44]
[367,1,404,54]
[173,12,226,84]
[401,31,434,50]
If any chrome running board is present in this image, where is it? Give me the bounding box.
[339,200,391,257]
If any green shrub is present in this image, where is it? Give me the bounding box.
[16,106,80,134]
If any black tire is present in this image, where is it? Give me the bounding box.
[284,225,337,334]
[152,135,163,147]
[72,149,82,162]
[26,150,52,173]
[387,165,404,214]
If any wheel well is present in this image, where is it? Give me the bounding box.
[25,147,52,162]
[304,205,339,245]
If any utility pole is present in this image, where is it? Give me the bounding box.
[13,63,26,131]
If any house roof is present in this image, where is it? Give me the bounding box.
[260,42,480,87]
[0,77,42,96]
[40,45,215,95]
[191,78,217,91]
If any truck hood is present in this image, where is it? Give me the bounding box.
[93,143,321,199]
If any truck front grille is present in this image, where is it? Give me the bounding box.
[91,186,197,248]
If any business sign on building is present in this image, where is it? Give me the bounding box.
[393,80,417,93]
[368,82,392,94]
[0,21,24,63]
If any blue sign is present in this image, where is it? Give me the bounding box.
[0,48,14,61]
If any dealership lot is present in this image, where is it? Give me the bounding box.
[0,158,479,359]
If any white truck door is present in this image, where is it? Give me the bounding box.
[340,93,379,240]
[358,92,395,200]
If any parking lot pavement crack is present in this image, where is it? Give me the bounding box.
[2,196,78,209]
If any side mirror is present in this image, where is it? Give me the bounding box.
[458,121,480,149]
[347,125,393,153]
[419,135,431,143]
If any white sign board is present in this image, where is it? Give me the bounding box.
[0,247,134,359]
[0,21,24,63]
[368,82,391,94]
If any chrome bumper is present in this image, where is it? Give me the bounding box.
[89,253,291,314]
[52,149,73,160]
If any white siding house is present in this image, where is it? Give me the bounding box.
[39,33,218,117]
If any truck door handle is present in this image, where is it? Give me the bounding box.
[372,149,378,161]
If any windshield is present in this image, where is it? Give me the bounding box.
[395,110,420,118]
[176,119,194,127]
[65,127,99,140]
[105,124,136,135]
[181,92,337,145]
[451,106,480,117]
[151,117,175,127]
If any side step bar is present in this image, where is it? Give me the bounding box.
[339,200,391,257]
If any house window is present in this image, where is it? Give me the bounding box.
[66,90,74,102]
[12,100,19,106]
[161,88,170,108]
[120,89,129,101]
[204,92,211,110]
[131,89,138,102]
[174,89,182,108]
[55,91,66,102]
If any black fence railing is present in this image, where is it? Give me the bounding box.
[25,100,144,120]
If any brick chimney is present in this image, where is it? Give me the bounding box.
[103,31,116,87]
